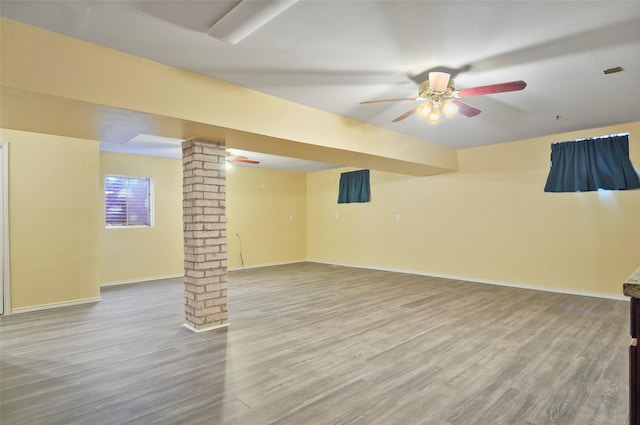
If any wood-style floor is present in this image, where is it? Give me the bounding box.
[0,262,630,425]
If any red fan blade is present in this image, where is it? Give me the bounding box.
[450,99,482,117]
[392,107,418,122]
[360,97,419,105]
[458,80,526,97]
[231,157,260,164]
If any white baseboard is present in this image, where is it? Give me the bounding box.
[308,260,628,301]
[99,263,305,286]
[183,322,229,333]
[11,296,102,314]
[100,273,184,287]
[228,260,305,272]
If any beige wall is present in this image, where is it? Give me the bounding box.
[100,152,308,280]
[227,166,307,269]
[2,136,308,309]
[4,121,638,309]
[307,122,640,296]
[1,128,100,309]
[99,152,184,283]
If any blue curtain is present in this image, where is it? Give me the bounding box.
[338,169,370,203]
[544,134,640,192]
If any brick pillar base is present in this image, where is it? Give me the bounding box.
[182,138,229,332]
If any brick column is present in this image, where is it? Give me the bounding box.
[182,138,229,332]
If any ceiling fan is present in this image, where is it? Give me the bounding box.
[226,151,260,165]
[360,72,526,124]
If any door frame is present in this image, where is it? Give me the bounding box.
[0,142,10,315]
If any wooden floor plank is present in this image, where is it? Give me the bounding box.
[0,262,630,424]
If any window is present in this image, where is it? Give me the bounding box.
[544,133,640,192]
[338,169,371,203]
[105,175,153,227]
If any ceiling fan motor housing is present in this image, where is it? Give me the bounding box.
[418,78,457,107]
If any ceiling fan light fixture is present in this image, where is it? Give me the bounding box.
[428,72,450,93]
[442,100,458,118]
[427,109,442,124]
[417,101,433,118]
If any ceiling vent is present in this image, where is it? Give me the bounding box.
[603,66,624,75]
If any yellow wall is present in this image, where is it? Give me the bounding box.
[1,128,100,308]
[99,152,184,283]
[4,121,638,309]
[227,166,307,269]
[100,152,307,280]
[2,136,307,309]
[307,122,640,296]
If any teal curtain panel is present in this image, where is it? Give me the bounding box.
[338,169,371,203]
[544,134,640,192]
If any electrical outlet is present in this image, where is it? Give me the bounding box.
[395,214,400,222]
[289,215,294,222]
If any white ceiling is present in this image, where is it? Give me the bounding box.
[2,0,640,171]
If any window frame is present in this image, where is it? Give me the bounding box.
[104,174,155,228]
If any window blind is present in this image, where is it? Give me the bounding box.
[105,176,151,226]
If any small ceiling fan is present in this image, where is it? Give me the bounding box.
[226,151,260,165]
[360,72,526,124]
